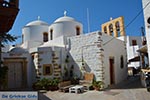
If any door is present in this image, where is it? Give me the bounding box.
[109,58,115,85]
[7,62,23,89]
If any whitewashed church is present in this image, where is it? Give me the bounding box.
[2,12,127,89]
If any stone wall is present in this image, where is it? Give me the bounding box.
[68,31,104,81]
[68,31,127,87]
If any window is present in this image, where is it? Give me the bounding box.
[147,17,150,24]
[43,32,48,42]
[115,21,120,31]
[120,55,124,69]
[115,21,120,37]
[109,24,113,33]
[104,26,107,33]
[132,40,137,46]
[76,27,80,35]
[31,54,34,59]
[50,29,53,40]
[43,64,53,75]
[22,34,24,43]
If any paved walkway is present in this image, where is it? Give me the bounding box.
[39,76,150,100]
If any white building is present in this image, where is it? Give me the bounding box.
[141,0,150,66]
[2,13,127,89]
[126,36,143,68]
[138,0,150,87]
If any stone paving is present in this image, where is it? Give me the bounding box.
[39,76,150,100]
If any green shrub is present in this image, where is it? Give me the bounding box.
[92,80,104,90]
[32,78,60,90]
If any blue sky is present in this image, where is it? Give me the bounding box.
[10,0,144,44]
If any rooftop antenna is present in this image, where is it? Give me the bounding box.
[38,16,40,20]
[87,8,90,33]
[64,10,67,16]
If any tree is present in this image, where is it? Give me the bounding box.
[0,33,18,46]
[0,33,18,89]
[0,33,18,65]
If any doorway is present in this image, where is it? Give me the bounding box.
[7,62,23,89]
[4,58,27,89]
[109,58,115,85]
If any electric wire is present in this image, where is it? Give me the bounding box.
[103,1,150,46]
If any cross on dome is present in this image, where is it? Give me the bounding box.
[64,11,67,16]
[38,16,40,20]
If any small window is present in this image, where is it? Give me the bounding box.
[31,54,34,59]
[120,55,124,69]
[22,34,24,43]
[115,21,120,31]
[50,29,53,40]
[104,26,107,33]
[43,64,53,75]
[147,17,150,24]
[109,24,113,33]
[132,40,137,46]
[43,32,48,42]
[76,27,80,35]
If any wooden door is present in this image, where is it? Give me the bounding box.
[7,62,23,89]
[109,58,115,85]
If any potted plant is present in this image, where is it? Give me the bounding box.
[92,81,104,91]
[71,76,79,85]
[32,78,49,90]
[47,79,59,91]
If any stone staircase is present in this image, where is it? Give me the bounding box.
[52,52,61,79]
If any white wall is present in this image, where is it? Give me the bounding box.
[69,32,100,78]
[142,0,150,65]
[22,25,48,48]
[49,21,83,39]
[2,50,34,88]
[102,34,127,87]
[126,36,143,68]
[69,31,127,87]
[37,46,66,79]
[40,36,66,47]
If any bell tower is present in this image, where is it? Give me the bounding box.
[101,16,125,37]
